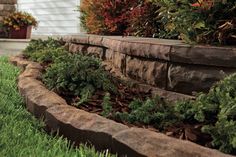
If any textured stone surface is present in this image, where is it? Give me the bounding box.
[105,49,113,61]
[102,38,121,52]
[171,45,236,68]
[87,46,104,58]
[167,64,236,94]
[126,56,167,88]
[19,68,42,80]
[0,4,15,11]
[68,43,88,54]
[112,51,126,74]
[20,63,43,79]
[0,0,17,4]
[112,128,232,157]
[88,35,104,46]
[128,42,150,58]
[9,55,32,69]
[18,77,67,118]
[148,44,170,60]
[102,60,194,102]
[0,10,12,16]
[45,105,129,150]
[71,35,89,44]
[26,62,43,70]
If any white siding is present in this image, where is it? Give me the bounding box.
[17,0,81,35]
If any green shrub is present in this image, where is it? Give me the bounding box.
[175,73,236,153]
[43,54,117,104]
[30,47,68,64]
[156,0,236,45]
[23,38,65,62]
[116,96,179,130]
[101,93,113,117]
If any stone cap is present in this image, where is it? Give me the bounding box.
[61,34,236,68]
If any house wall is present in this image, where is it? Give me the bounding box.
[17,0,81,35]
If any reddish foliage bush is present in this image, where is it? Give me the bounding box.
[79,0,108,34]
[102,0,139,35]
[80,0,139,35]
[126,1,163,37]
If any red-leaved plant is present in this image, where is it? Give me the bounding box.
[101,0,139,35]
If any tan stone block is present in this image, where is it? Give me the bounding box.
[19,68,42,80]
[112,51,126,74]
[126,56,167,88]
[45,105,129,150]
[102,38,121,52]
[88,35,104,46]
[0,4,15,11]
[68,43,87,54]
[87,46,104,58]
[105,49,113,61]
[112,128,231,157]
[71,35,89,44]
[18,77,67,118]
[167,64,236,94]
[170,45,236,68]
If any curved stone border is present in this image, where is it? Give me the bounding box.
[60,35,236,95]
[9,55,233,157]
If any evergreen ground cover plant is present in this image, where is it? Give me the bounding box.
[0,56,114,157]
[23,39,236,155]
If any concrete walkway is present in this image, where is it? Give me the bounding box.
[0,39,30,56]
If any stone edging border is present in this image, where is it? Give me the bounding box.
[9,55,233,157]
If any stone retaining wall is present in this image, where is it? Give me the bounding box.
[61,35,236,96]
[0,0,16,37]
[9,55,233,157]
[0,0,16,21]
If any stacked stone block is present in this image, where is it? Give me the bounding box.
[0,0,16,22]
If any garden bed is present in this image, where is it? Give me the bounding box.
[9,38,236,156]
[10,54,232,157]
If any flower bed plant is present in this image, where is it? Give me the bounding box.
[23,38,236,155]
[3,11,38,31]
[2,11,38,39]
[0,56,114,157]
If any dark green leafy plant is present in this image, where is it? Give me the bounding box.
[175,73,236,154]
[30,47,68,64]
[156,0,236,45]
[23,38,64,62]
[43,54,117,104]
[101,93,113,117]
[116,96,180,130]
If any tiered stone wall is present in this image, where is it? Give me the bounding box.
[62,35,236,98]
[0,0,16,22]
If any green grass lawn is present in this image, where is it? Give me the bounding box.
[0,56,114,157]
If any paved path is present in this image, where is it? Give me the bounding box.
[0,38,30,56]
